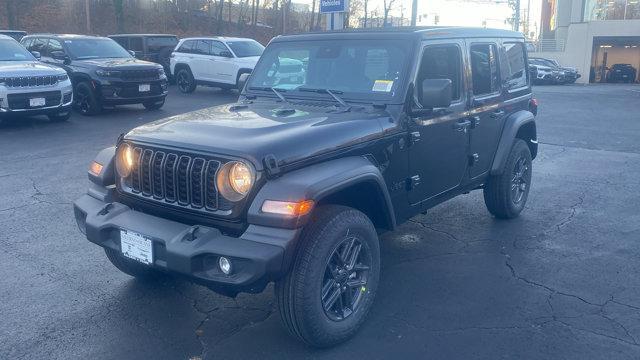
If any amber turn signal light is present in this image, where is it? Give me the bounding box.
[89,161,103,176]
[261,200,315,217]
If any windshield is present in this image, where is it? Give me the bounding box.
[226,40,264,58]
[65,38,132,60]
[247,39,410,99]
[147,36,178,51]
[0,39,34,61]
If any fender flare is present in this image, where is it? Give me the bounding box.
[490,110,537,175]
[247,156,396,230]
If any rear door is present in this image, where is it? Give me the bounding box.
[467,40,505,180]
[408,40,470,204]
[191,40,214,81]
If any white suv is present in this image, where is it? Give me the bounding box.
[170,37,264,93]
[0,35,73,122]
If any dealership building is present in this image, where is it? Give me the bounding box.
[533,0,640,83]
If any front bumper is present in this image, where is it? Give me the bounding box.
[0,82,73,117]
[73,192,300,295]
[96,78,168,105]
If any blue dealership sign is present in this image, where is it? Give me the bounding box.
[320,0,349,13]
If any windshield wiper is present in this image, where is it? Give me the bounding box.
[248,86,293,104]
[298,87,350,108]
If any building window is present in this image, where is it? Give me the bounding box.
[584,0,640,20]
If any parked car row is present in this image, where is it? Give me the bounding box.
[528,57,581,85]
[0,31,264,120]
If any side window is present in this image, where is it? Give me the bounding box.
[470,43,499,96]
[113,37,128,49]
[210,41,229,56]
[194,40,211,55]
[129,37,143,52]
[177,40,194,53]
[47,39,63,56]
[21,38,33,49]
[30,38,48,54]
[502,42,527,90]
[417,44,462,101]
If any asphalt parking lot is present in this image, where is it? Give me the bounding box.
[1,84,640,360]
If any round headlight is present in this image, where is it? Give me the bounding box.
[116,144,135,178]
[217,161,254,201]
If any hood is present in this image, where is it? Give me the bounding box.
[75,57,160,70]
[0,61,65,77]
[125,101,390,171]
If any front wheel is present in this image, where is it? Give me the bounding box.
[275,205,380,347]
[176,68,196,93]
[483,139,533,219]
[74,82,102,116]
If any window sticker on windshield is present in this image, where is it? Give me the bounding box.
[372,80,393,92]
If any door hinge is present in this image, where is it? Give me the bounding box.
[470,116,481,128]
[408,175,421,189]
[263,154,281,178]
[468,153,479,166]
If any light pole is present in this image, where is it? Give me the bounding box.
[411,0,418,26]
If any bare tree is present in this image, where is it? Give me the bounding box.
[309,0,316,30]
[383,0,396,27]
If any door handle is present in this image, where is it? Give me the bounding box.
[453,120,471,131]
[490,110,505,118]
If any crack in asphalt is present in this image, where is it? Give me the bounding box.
[501,249,640,347]
[407,219,469,249]
[555,192,586,232]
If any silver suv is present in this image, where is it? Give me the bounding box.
[0,35,73,122]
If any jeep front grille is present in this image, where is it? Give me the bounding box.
[7,91,62,110]
[0,75,59,87]
[121,145,225,212]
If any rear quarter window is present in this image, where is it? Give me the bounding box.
[501,42,528,90]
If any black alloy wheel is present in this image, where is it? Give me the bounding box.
[176,68,196,93]
[511,156,530,205]
[322,235,371,321]
[74,82,101,116]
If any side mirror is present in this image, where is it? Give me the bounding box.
[220,50,233,58]
[128,50,136,57]
[420,78,452,109]
[238,73,251,91]
[30,51,41,60]
[51,51,71,65]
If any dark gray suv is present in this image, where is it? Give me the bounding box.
[74,27,538,347]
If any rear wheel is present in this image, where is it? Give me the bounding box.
[74,82,101,116]
[483,139,533,219]
[275,205,380,347]
[104,247,160,279]
[176,68,196,93]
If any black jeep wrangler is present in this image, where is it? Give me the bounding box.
[108,34,179,82]
[21,34,168,115]
[74,27,538,347]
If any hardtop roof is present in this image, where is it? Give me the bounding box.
[273,26,524,43]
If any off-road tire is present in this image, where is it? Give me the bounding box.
[104,247,160,279]
[74,82,102,116]
[484,139,532,219]
[143,99,165,110]
[275,205,381,348]
[176,68,196,93]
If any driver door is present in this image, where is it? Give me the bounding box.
[408,40,471,205]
